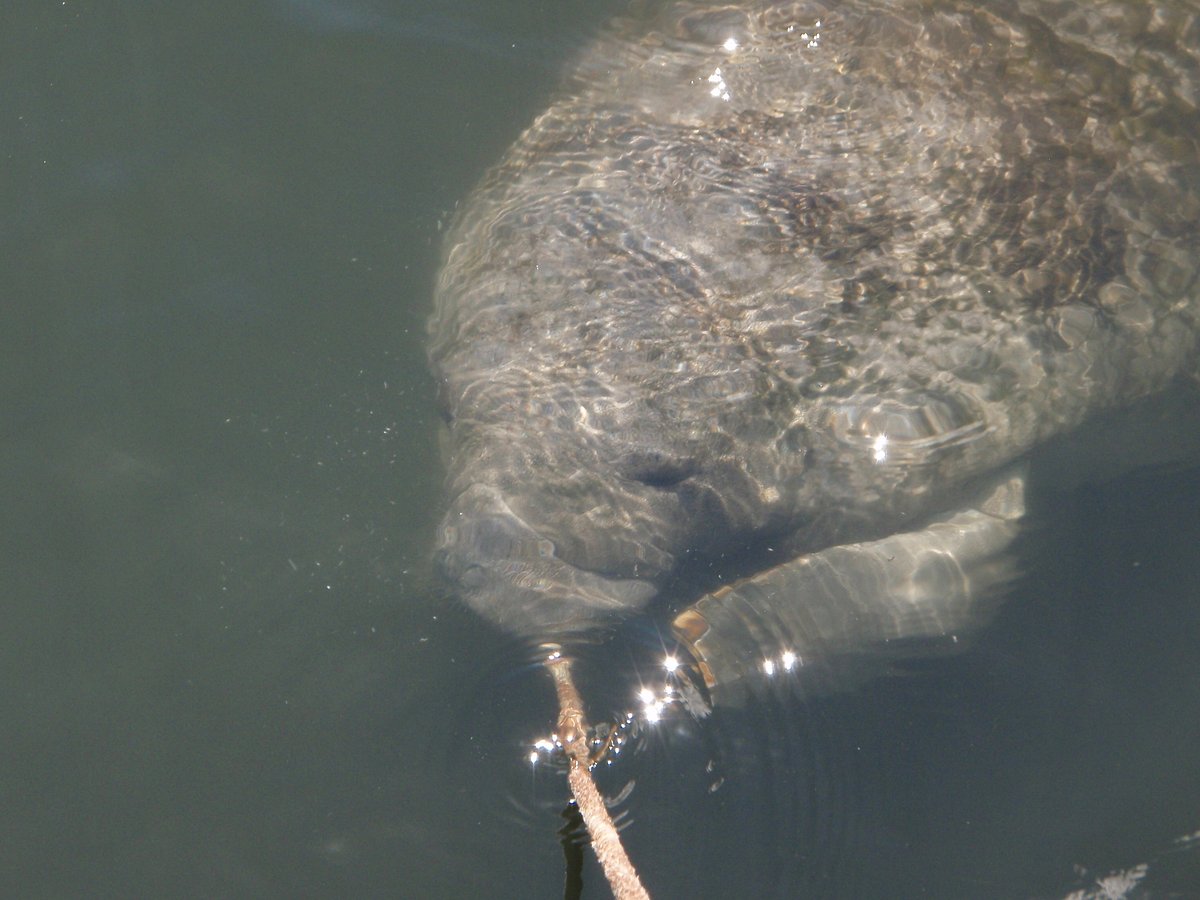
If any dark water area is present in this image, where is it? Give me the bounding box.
[3,2,1198,898]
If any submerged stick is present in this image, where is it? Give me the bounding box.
[544,652,651,900]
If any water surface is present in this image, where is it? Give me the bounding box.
[3,2,1199,897]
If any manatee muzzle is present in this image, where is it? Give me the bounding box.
[435,483,657,636]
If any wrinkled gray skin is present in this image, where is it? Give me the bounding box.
[430,0,1200,638]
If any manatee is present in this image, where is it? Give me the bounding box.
[429,0,1200,682]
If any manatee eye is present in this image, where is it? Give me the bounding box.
[618,449,697,489]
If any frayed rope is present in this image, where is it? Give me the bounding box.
[545,652,651,900]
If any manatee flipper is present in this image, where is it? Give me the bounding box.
[673,468,1027,695]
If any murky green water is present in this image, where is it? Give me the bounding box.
[4,2,1199,897]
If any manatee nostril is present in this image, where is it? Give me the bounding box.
[432,545,458,580]
[435,504,538,592]
[434,544,488,591]
[459,564,486,589]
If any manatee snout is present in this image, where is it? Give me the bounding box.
[435,483,657,636]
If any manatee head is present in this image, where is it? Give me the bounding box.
[425,0,1064,639]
